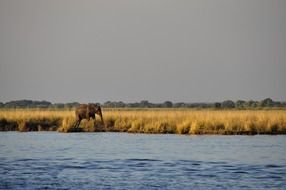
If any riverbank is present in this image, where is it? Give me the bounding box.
[0,109,286,135]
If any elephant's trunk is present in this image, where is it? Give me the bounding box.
[98,107,105,126]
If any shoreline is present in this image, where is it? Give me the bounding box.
[1,109,286,135]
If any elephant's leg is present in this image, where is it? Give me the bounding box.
[74,119,81,128]
[73,120,78,128]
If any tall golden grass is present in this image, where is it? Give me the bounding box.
[0,109,286,134]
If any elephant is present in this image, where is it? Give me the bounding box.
[74,103,104,128]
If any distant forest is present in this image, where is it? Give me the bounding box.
[0,98,285,109]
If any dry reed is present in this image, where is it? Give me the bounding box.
[0,109,286,134]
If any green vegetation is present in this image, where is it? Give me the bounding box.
[0,109,286,135]
[0,98,285,109]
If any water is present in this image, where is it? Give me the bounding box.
[0,133,285,190]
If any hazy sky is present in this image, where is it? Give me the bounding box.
[0,0,286,103]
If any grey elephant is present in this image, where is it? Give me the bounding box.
[74,103,104,128]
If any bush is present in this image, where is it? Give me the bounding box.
[177,121,192,134]
[58,117,75,132]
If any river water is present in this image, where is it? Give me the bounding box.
[0,132,285,189]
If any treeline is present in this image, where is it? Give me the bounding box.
[0,100,80,109]
[103,98,286,109]
[0,98,286,109]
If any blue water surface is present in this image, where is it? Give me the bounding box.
[0,132,286,189]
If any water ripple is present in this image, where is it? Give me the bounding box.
[0,133,286,189]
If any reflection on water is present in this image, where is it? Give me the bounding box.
[0,133,286,189]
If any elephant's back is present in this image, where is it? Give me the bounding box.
[76,104,88,109]
[75,104,88,117]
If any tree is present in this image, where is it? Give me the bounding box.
[115,101,126,108]
[53,103,65,109]
[64,102,80,109]
[245,100,258,108]
[140,100,151,108]
[235,100,246,109]
[221,100,235,108]
[162,101,173,108]
[259,98,274,107]
[173,102,186,108]
[214,102,221,109]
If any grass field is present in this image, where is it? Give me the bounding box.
[0,109,286,134]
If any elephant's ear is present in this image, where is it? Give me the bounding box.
[96,104,100,111]
[95,104,99,112]
[87,104,91,113]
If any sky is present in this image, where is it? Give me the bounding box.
[0,0,286,103]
